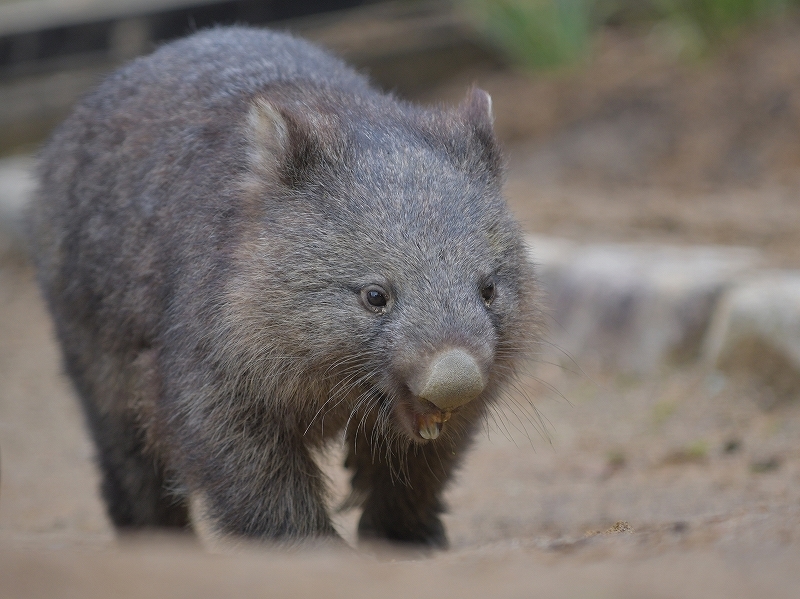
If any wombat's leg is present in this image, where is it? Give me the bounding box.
[65,346,190,530]
[80,399,191,530]
[186,423,338,541]
[346,430,472,549]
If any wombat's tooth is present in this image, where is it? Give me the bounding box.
[419,422,440,440]
[417,412,444,440]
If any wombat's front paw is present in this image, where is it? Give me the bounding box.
[357,509,448,550]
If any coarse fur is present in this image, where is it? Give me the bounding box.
[29,26,541,548]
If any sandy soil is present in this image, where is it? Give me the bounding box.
[3,14,800,599]
[2,246,799,597]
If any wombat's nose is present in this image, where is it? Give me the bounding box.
[418,349,485,411]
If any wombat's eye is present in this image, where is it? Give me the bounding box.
[361,285,389,314]
[480,280,496,306]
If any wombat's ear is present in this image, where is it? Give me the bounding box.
[458,87,502,178]
[247,99,289,176]
[246,97,337,189]
[460,87,494,133]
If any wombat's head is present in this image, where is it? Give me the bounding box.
[233,85,540,444]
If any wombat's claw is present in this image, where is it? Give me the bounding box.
[417,411,450,440]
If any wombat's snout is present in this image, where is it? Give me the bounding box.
[416,348,486,411]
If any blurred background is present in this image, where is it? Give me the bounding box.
[4,1,800,257]
[1,1,800,597]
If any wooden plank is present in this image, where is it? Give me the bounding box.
[0,0,227,37]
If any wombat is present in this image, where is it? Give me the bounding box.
[29,27,540,548]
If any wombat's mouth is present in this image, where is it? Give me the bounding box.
[395,348,486,441]
[394,397,453,442]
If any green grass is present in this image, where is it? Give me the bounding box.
[657,0,795,38]
[465,0,800,70]
[684,439,709,460]
[466,0,594,69]
[652,400,677,426]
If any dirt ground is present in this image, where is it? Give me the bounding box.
[3,257,799,597]
[2,14,800,599]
